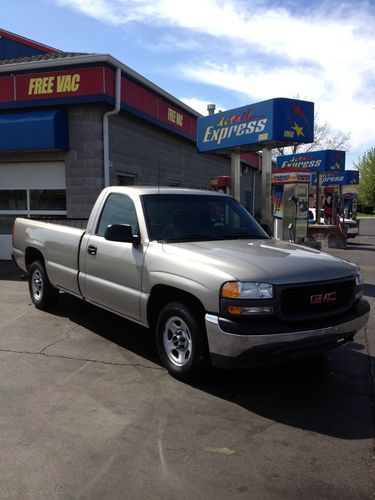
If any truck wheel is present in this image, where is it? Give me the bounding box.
[28,261,59,310]
[156,301,209,381]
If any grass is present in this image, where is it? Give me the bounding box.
[357,212,375,218]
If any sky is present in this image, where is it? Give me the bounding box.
[2,0,375,168]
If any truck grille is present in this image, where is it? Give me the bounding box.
[280,279,355,319]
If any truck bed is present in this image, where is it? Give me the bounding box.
[12,218,86,296]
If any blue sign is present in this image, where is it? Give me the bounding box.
[197,98,314,153]
[276,150,346,172]
[311,170,359,186]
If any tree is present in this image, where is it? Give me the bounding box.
[276,109,351,156]
[355,148,375,206]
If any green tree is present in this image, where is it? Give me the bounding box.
[356,148,375,206]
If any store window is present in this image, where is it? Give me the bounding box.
[0,190,27,210]
[30,189,66,210]
[0,189,66,212]
[117,174,136,186]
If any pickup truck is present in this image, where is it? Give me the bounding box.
[12,187,369,380]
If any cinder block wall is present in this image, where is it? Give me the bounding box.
[109,111,232,189]
[66,104,106,218]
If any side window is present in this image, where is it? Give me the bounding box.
[96,194,138,237]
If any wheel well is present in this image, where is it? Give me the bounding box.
[147,285,206,329]
[25,247,45,271]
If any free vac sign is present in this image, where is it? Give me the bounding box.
[197,98,314,153]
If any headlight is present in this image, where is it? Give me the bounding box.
[221,281,273,299]
[355,270,363,287]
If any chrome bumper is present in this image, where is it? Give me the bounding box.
[205,304,370,368]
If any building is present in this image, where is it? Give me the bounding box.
[0,29,262,259]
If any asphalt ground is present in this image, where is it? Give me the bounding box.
[0,220,374,499]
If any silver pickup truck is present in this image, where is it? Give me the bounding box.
[12,186,369,380]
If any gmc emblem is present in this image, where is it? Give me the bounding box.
[310,292,336,304]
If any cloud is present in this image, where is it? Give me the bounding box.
[54,0,375,156]
[178,97,226,116]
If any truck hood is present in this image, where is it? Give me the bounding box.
[162,238,358,285]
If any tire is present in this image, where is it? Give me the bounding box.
[155,301,209,381]
[28,261,59,310]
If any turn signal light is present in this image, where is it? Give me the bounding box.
[228,306,274,315]
[221,282,240,298]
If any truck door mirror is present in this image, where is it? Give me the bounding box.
[104,224,140,244]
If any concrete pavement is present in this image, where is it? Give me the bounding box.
[0,221,374,499]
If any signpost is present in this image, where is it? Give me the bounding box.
[197,98,314,224]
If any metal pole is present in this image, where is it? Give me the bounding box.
[231,152,241,201]
[261,148,273,225]
[316,172,321,224]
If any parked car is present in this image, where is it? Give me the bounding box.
[13,187,369,380]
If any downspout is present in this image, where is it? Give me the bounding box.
[103,67,121,187]
[252,154,261,216]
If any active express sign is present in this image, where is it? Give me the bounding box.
[311,170,359,186]
[276,150,346,172]
[197,98,314,153]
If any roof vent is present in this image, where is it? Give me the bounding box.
[207,104,216,115]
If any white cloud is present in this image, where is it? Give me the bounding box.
[54,0,375,157]
[178,97,226,116]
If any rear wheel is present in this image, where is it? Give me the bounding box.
[156,301,209,381]
[28,261,59,310]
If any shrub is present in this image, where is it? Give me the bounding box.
[362,205,374,214]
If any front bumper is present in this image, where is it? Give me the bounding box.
[205,299,370,368]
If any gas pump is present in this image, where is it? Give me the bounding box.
[210,176,231,194]
[272,169,311,242]
[343,192,358,219]
[323,186,348,238]
[323,187,337,223]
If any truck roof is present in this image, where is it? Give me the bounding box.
[105,186,230,197]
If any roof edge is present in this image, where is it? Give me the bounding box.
[0,28,61,54]
[0,53,203,118]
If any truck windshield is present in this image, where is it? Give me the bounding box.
[141,194,269,242]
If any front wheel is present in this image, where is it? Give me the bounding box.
[28,261,59,310]
[156,301,209,381]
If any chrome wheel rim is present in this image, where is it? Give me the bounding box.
[31,269,43,301]
[163,316,192,367]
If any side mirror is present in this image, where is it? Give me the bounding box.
[260,223,273,237]
[104,224,140,244]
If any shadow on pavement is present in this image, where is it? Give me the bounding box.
[49,293,374,441]
[0,261,26,281]
[347,242,373,246]
[345,245,375,252]
[50,292,160,366]
[364,283,375,298]
[194,341,374,441]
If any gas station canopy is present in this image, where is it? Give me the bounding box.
[197,98,314,153]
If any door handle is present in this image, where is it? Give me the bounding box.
[87,245,97,255]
